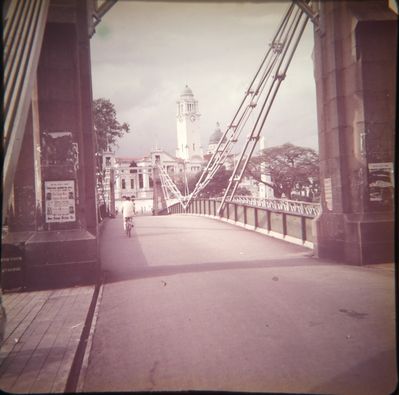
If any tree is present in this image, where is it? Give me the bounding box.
[93,98,130,152]
[174,166,233,198]
[190,167,234,198]
[246,143,320,200]
[93,98,130,220]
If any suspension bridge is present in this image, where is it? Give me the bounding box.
[0,1,396,392]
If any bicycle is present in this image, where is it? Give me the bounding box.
[125,216,133,237]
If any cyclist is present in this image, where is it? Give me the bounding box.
[121,196,135,232]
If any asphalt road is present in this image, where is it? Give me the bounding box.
[82,214,396,394]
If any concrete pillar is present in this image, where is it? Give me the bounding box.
[2,1,99,289]
[152,165,167,215]
[313,1,396,264]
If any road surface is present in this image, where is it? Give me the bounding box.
[81,214,396,394]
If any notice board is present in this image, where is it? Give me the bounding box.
[45,180,76,223]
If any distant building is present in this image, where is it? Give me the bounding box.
[176,85,203,163]
[207,121,227,155]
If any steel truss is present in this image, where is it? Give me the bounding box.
[156,164,190,210]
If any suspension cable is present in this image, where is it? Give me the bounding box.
[159,1,310,213]
[218,7,309,214]
[187,3,297,203]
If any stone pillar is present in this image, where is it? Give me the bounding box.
[5,0,99,289]
[313,1,396,264]
[152,165,167,215]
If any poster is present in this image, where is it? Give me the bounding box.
[368,162,394,204]
[45,180,76,223]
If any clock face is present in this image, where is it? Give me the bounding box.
[190,115,196,122]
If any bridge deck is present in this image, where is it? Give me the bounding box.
[82,214,395,394]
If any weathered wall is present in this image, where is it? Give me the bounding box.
[313,1,396,264]
[4,0,99,289]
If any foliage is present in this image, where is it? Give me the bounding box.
[246,143,320,200]
[235,186,252,196]
[175,166,233,198]
[197,167,233,197]
[93,98,130,152]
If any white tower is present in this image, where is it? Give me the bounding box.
[176,85,203,161]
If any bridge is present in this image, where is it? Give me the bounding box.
[2,1,396,286]
[0,1,396,392]
[0,211,396,393]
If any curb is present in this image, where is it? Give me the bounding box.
[64,280,103,392]
[76,282,104,392]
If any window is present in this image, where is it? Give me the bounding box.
[193,143,195,151]
[139,174,143,189]
[149,177,153,187]
[105,157,111,167]
[130,179,134,189]
[121,179,126,189]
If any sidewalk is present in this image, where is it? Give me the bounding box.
[0,286,95,394]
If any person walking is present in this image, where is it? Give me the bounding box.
[121,196,135,231]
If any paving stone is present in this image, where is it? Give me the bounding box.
[0,286,95,394]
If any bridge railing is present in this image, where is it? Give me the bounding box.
[164,197,320,249]
[229,196,321,217]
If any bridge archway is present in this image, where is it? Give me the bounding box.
[2,1,396,292]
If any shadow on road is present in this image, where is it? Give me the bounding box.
[103,257,337,284]
[99,215,347,285]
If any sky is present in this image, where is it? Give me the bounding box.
[90,0,319,158]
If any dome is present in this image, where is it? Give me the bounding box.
[209,122,225,144]
[181,84,194,97]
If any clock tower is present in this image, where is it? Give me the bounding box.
[176,85,203,161]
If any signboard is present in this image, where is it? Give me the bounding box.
[324,178,333,210]
[45,180,76,223]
